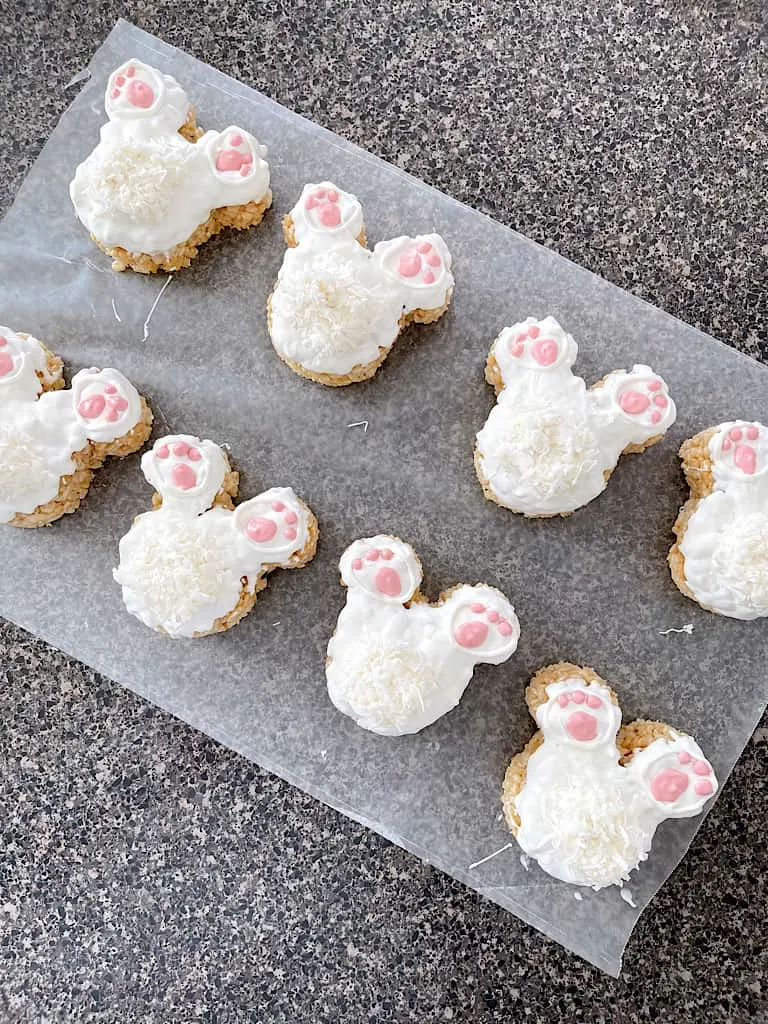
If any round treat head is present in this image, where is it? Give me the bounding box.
[71,367,142,443]
[537,679,622,751]
[340,535,423,604]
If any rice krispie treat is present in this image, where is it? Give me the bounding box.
[475,316,677,516]
[114,435,318,637]
[668,421,768,619]
[268,183,454,385]
[502,662,718,890]
[70,59,272,273]
[0,327,152,527]
[326,535,519,734]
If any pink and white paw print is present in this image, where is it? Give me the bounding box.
[501,317,575,372]
[141,434,228,513]
[375,234,453,298]
[629,735,718,818]
[293,182,364,240]
[207,128,265,181]
[340,536,423,604]
[445,585,520,662]
[105,60,163,116]
[538,680,622,748]
[608,367,676,431]
[712,422,767,481]
[71,367,142,442]
[234,488,309,561]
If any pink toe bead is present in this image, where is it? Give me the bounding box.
[155,445,169,459]
[351,557,363,570]
[327,188,339,201]
[284,510,298,525]
[527,325,540,338]
[571,691,585,704]
[747,426,759,440]
[188,447,201,461]
[486,610,499,623]
[381,549,394,560]
[497,620,513,636]
[366,550,380,561]
[271,501,285,512]
[557,694,569,707]
[470,603,486,613]
[729,427,743,441]
[586,694,602,708]
[417,241,432,253]
[677,751,692,764]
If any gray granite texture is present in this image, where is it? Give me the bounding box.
[0,1,766,1021]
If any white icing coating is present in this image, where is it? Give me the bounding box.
[269,183,454,377]
[326,535,519,735]
[0,328,143,523]
[114,435,313,637]
[475,316,676,515]
[511,677,717,889]
[70,59,270,256]
[678,420,768,618]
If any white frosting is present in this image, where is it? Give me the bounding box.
[70,58,270,256]
[114,435,313,637]
[326,535,519,735]
[678,420,768,618]
[511,677,717,889]
[270,183,454,377]
[475,317,676,515]
[0,328,143,523]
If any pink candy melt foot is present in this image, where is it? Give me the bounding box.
[565,710,597,742]
[127,79,154,108]
[171,464,197,490]
[0,352,13,377]
[734,444,756,475]
[375,567,401,597]
[650,768,689,803]
[247,516,277,543]
[78,394,106,419]
[619,390,650,415]
[398,252,421,277]
[531,338,559,366]
[454,621,489,648]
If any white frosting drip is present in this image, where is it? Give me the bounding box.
[510,678,717,889]
[326,535,519,735]
[476,317,676,515]
[70,59,270,256]
[270,184,453,377]
[115,435,313,637]
[678,421,768,619]
[0,329,144,523]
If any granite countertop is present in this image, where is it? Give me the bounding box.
[1,2,766,1021]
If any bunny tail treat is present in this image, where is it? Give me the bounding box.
[502,663,717,890]
[475,316,677,517]
[326,535,520,735]
[0,328,152,527]
[669,421,768,619]
[70,59,272,273]
[114,436,318,638]
[268,183,454,386]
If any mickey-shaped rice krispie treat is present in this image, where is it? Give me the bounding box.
[70,59,271,273]
[0,327,152,527]
[475,316,677,516]
[669,421,768,619]
[503,663,717,890]
[114,435,317,637]
[326,536,520,734]
[268,183,454,385]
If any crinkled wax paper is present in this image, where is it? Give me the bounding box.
[1,20,766,976]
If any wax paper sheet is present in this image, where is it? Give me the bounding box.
[1,20,766,977]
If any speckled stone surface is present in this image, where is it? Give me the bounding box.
[0,2,766,1021]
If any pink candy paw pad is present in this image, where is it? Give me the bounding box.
[349,545,408,599]
[717,424,764,477]
[507,323,562,367]
[553,689,606,742]
[304,186,343,228]
[452,601,515,649]
[242,499,301,546]
[154,438,204,491]
[649,750,715,803]
[0,333,19,380]
[213,131,255,178]
[108,63,157,110]
[396,239,442,286]
[75,374,131,427]
[615,376,670,427]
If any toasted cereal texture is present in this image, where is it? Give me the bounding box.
[668,427,720,604]
[100,191,273,274]
[502,731,544,834]
[9,397,153,528]
[178,106,204,143]
[617,719,678,764]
